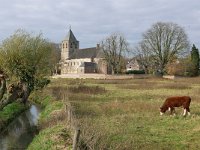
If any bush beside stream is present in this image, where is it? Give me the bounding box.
[0,102,28,132]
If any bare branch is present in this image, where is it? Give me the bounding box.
[137,22,190,74]
[100,33,129,74]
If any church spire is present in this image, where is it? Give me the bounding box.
[61,27,79,61]
[64,27,78,42]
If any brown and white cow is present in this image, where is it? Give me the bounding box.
[160,96,191,116]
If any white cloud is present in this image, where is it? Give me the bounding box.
[0,0,200,49]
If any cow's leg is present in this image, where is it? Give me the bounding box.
[183,108,187,116]
[168,107,174,115]
[168,107,173,115]
[183,102,191,116]
[168,107,171,111]
[171,107,176,116]
[186,107,190,116]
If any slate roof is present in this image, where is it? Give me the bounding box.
[70,47,104,59]
[64,29,78,42]
[79,62,96,67]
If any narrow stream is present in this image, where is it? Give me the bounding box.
[0,104,41,150]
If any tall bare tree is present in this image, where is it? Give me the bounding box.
[137,22,190,74]
[50,43,61,75]
[136,43,155,74]
[101,33,129,74]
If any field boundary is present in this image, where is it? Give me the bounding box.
[52,73,152,79]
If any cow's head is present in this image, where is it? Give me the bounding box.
[160,106,167,115]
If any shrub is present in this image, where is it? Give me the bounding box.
[126,70,145,74]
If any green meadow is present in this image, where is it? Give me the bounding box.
[29,77,200,150]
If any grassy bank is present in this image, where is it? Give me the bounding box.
[27,91,73,150]
[0,102,28,132]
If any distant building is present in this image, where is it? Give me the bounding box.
[59,29,110,74]
[126,58,143,71]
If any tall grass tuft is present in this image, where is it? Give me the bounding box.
[68,85,106,94]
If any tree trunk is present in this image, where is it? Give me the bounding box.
[21,82,31,104]
[0,85,22,110]
[0,76,6,101]
[0,81,32,110]
[111,66,115,75]
[144,66,149,74]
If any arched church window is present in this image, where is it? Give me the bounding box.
[71,43,73,48]
[66,43,67,48]
[63,43,64,48]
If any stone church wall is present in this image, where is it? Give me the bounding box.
[61,58,93,74]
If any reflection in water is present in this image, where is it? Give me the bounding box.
[0,105,41,150]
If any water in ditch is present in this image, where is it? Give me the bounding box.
[0,104,41,150]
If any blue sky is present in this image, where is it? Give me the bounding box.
[0,0,200,49]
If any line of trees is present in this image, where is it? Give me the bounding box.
[101,22,199,76]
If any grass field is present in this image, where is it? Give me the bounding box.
[31,76,200,149]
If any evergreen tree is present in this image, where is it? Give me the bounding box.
[191,44,200,76]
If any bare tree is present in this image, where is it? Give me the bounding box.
[137,22,190,74]
[50,43,61,75]
[136,43,155,74]
[101,33,129,74]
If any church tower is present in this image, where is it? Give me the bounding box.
[61,29,79,60]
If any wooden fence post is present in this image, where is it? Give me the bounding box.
[72,127,81,150]
[67,103,72,125]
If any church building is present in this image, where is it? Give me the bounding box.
[60,29,109,74]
